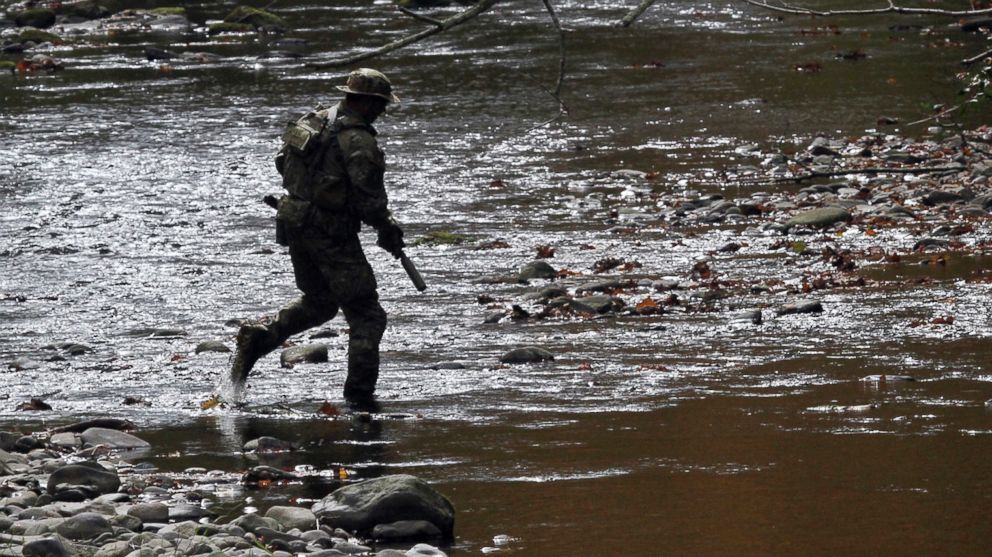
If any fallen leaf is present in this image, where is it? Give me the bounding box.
[536,245,555,259]
[318,401,339,416]
[200,396,221,411]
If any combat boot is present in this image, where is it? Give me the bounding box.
[229,324,275,389]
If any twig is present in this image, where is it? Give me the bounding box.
[620,0,659,27]
[773,165,966,183]
[307,0,500,69]
[398,6,444,27]
[906,105,960,126]
[962,47,992,66]
[741,0,992,17]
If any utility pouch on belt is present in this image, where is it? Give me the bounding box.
[275,195,314,245]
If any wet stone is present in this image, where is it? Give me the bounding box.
[776,301,824,316]
[784,207,851,230]
[23,537,71,557]
[47,463,120,496]
[127,502,168,523]
[570,295,616,314]
[517,261,556,281]
[194,341,230,354]
[81,427,150,449]
[312,475,455,538]
[405,544,448,557]
[55,511,111,540]
[372,520,442,542]
[265,506,316,531]
[862,374,915,383]
[243,436,295,453]
[499,347,554,364]
[280,344,328,368]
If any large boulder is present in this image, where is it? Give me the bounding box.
[311,475,454,539]
[47,462,120,496]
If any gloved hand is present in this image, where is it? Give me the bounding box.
[377,223,405,258]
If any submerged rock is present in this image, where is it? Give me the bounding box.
[223,6,288,29]
[518,261,557,281]
[243,436,295,453]
[194,340,230,354]
[280,344,328,368]
[775,301,824,316]
[312,474,455,538]
[500,346,554,364]
[784,207,851,230]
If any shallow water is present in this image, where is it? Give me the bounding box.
[2,0,992,554]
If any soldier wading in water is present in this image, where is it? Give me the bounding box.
[229,68,406,405]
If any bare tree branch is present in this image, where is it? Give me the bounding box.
[620,0,659,27]
[906,105,961,126]
[962,47,992,66]
[741,0,992,17]
[771,164,966,183]
[398,6,444,27]
[527,0,569,130]
[307,0,500,70]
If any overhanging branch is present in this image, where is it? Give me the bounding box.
[741,0,992,16]
[307,0,500,70]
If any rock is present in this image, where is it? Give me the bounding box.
[55,512,112,540]
[47,463,120,496]
[14,9,57,28]
[144,47,177,61]
[921,190,964,206]
[776,301,824,316]
[23,537,71,557]
[242,465,299,485]
[126,327,186,338]
[94,540,132,557]
[224,6,288,29]
[783,207,851,230]
[168,504,212,521]
[80,428,149,449]
[280,344,328,368]
[733,310,763,325]
[244,436,295,453]
[311,474,455,538]
[716,242,741,253]
[569,295,616,314]
[574,280,622,295]
[518,261,557,281]
[861,374,915,383]
[194,341,230,354]
[51,419,135,434]
[405,544,447,557]
[499,346,554,364]
[230,513,282,534]
[265,506,316,531]
[372,520,442,542]
[884,151,923,164]
[49,432,80,449]
[208,21,254,35]
[127,502,168,523]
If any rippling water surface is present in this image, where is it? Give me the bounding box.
[2,0,991,554]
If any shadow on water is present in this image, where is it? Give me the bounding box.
[3,0,992,554]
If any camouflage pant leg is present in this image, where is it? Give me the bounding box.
[289,229,387,398]
[340,298,387,398]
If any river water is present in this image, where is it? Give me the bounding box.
[2,0,992,554]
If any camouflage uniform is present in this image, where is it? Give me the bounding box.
[231,79,403,402]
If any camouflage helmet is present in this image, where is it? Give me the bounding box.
[335,68,400,103]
